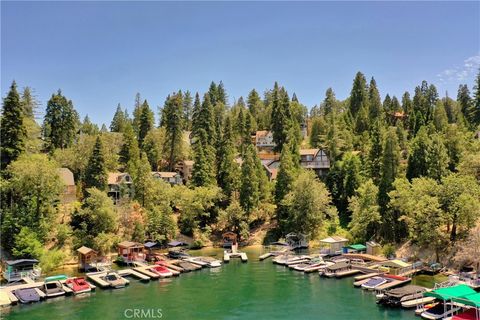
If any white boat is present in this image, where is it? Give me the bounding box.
[420,302,462,319]
[183,257,209,267]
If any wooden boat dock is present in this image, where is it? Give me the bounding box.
[335,269,362,278]
[224,251,248,262]
[401,296,435,308]
[342,253,387,262]
[86,269,150,288]
[374,278,411,291]
[133,266,161,279]
[353,278,372,287]
[259,252,273,260]
[0,281,47,305]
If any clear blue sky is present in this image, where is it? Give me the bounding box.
[2,1,479,126]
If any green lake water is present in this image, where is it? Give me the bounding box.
[2,247,422,320]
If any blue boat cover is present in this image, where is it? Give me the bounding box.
[144,241,158,248]
[15,288,40,303]
[167,240,187,247]
[364,277,386,287]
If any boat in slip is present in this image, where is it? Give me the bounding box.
[102,271,128,289]
[292,258,325,272]
[197,256,222,268]
[376,285,426,307]
[182,257,209,267]
[420,302,462,319]
[174,260,202,272]
[361,276,388,290]
[14,288,41,304]
[43,275,68,298]
[65,277,92,294]
[148,265,173,278]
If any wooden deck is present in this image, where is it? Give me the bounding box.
[374,278,411,291]
[335,269,361,278]
[86,271,135,288]
[223,251,248,262]
[354,273,381,281]
[401,297,435,308]
[133,267,161,279]
[118,269,150,281]
[342,253,387,262]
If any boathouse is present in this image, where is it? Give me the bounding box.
[286,233,309,249]
[2,259,41,283]
[117,241,146,264]
[381,259,412,275]
[320,236,348,255]
[366,241,382,256]
[222,232,237,248]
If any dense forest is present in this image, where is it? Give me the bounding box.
[1,71,480,272]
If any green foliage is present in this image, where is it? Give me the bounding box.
[43,90,79,151]
[218,198,249,240]
[348,180,381,242]
[378,127,400,210]
[1,81,26,170]
[119,122,140,171]
[110,104,128,132]
[240,145,260,213]
[39,249,66,275]
[281,170,333,239]
[217,116,240,197]
[146,205,176,243]
[84,136,107,193]
[138,100,154,149]
[12,227,43,258]
[271,83,293,152]
[162,92,184,170]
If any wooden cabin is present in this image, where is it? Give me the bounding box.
[286,233,309,249]
[380,259,412,275]
[117,241,146,264]
[2,259,41,283]
[152,171,183,185]
[58,168,76,204]
[320,236,348,255]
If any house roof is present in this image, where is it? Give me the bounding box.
[299,149,319,156]
[320,236,348,243]
[152,172,179,178]
[327,261,350,270]
[168,240,187,247]
[349,244,367,251]
[144,241,159,248]
[108,172,131,185]
[5,259,39,266]
[118,241,143,248]
[381,259,411,268]
[366,241,381,247]
[269,168,278,180]
[58,168,75,186]
[183,160,194,166]
[256,130,270,138]
[77,246,95,255]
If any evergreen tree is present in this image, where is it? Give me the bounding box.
[309,117,324,148]
[217,116,240,197]
[341,152,362,224]
[132,152,155,207]
[378,127,400,210]
[217,81,228,106]
[427,134,449,182]
[406,126,431,180]
[349,72,369,124]
[110,104,127,132]
[240,145,260,213]
[138,100,154,149]
[182,90,193,130]
[132,93,142,134]
[195,94,215,145]
[247,89,261,121]
[80,115,99,135]
[367,121,383,184]
[119,122,140,172]
[323,88,337,116]
[433,100,448,132]
[275,140,298,204]
[163,92,184,171]
[20,87,38,118]
[368,77,383,122]
[43,90,79,151]
[402,91,415,135]
[457,84,472,125]
[84,136,107,193]
[271,83,292,152]
[191,92,201,137]
[472,70,480,126]
[191,129,215,187]
[208,81,218,106]
[1,81,26,170]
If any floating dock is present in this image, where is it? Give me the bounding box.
[335,269,362,278]
[354,273,381,281]
[375,278,411,291]
[0,281,47,305]
[223,251,248,262]
[86,271,139,289]
[259,252,273,260]
[401,297,435,308]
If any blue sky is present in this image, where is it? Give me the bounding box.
[2,1,479,126]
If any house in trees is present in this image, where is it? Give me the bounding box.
[175,160,194,183]
[58,168,76,204]
[319,236,348,255]
[117,241,146,265]
[152,171,183,185]
[255,130,275,151]
[299,149,330,177]
[107,172,133,203]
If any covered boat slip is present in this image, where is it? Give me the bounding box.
[423,284,480,319]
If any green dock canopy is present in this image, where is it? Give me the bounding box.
[452,292,480,308]
[424,284,476,301]
[348,244,367,251]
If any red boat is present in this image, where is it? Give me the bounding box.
[65,277,91,294]
[149,265,173,278]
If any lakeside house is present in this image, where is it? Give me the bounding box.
[152,171,183,185]
[175,160,194,183]
[77,245,111,272]
[58,168,76,204]
[299,149,330,177]
[255,130,275,151]
[380,259,412,275]
[366,241,382,256]
[2,259,41,283]
[107,172,133,203]
[320,236,348,255]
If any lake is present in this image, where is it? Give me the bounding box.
[2,247,420,320]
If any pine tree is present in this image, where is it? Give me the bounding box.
[433,100,448,132]
[457,84,472,125]
[43,90,79,151]
[80,115,99,135]
[138,100,154,149]
[217,116,240,197]
[110,104,127,132]
[367,121,383,184]
[119,122,140,172]
[191,92,201,137]
[402,91,415,135]
[163,92,184,171]
[368,77,383,122]
[191,129,216,187]
[271,83,292,152]
[247,89,261,121]
[182,90,193,130]
[275,140,298,204]
[240,145,260,213]
[323,88,337,116]
[309,117,323,148]
[406,126,431,180]
[427,134,449,182]
[1,81,26,170]
[20,87,38,119]
[196,94,215,145]
[378,128,400,210]
[84,136,107,193]
[235,107,245,140]
[132,152,154,207]
[349,72,369,122]
[472,70,480,126]
[341,152,362,224]
[132,92,142,134]
[217,81,228,106]
[208,81,218,106]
